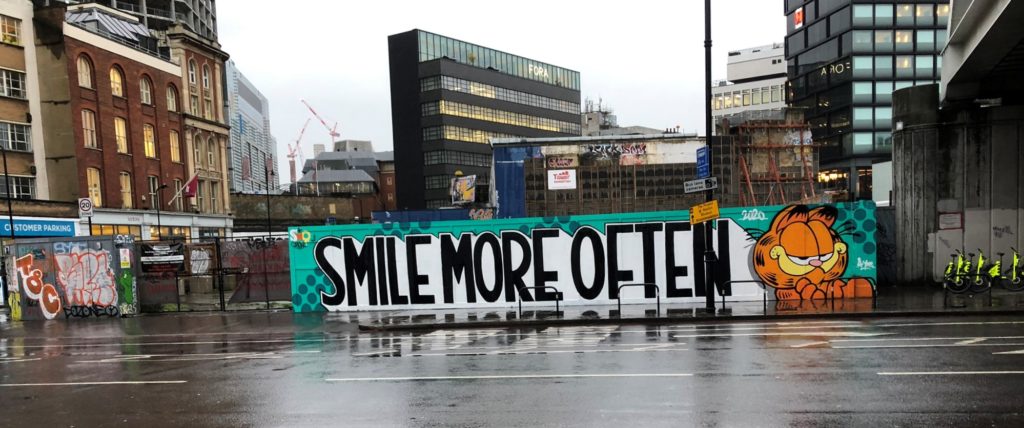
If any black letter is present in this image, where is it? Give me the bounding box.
[571,227,605,300]
[315,237,346,307]
[635,223,663,298]
[502,231,533,302]
[375,237,389,305]
[441,233,476,304]
[344,237,376,306]
[387,237,408,305]
[532,229,559,300]
[606,224,635,299]
[715,219,733,296]
[473,232,503,302]
[405,235,434,304]
[665,222,692,298]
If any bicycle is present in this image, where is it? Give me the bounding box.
[943,250,971,294]
[993,247,1024,292]
[970,249,992,292]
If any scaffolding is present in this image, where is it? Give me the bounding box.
[728,113,820,207]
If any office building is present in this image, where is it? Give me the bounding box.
[388,29,582,210]
[712,43,787,133]
[226,59,278,194]
[784,0,950,200]
[582,99,671,136]
[334,139,373,152]
[65,0,219,42]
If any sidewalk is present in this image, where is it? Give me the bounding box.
[355,285,1024,331]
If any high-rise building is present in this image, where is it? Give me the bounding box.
[65,0,219,42]
[226,60,277,194]
[388,29,582,210]
[712,43,788,133]
[784,0,950,200]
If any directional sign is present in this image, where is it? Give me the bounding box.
[684,177,718,194]
[696,146,710,179]
[78,198,94,218]
[690,200,720,225]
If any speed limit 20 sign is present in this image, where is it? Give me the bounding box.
[78,198,94,218]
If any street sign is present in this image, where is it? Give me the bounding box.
[696,146,710,179]
[690,200,720,225]
[684,177,718,194]
[78,198,94,218]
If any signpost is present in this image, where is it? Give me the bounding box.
[696,146,710,179]
[78,198,94,236]
[690,200,720,225]
[684,177,718,194]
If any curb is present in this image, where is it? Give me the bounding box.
[357,307,1024,332]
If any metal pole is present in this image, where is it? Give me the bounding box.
[703,0,717,312]
[0,143,15,305]
[263,154,271,309]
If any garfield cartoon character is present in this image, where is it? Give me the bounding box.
[752,205,873,301]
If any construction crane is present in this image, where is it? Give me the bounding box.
[301,99,341,142]
[287,118,311,195]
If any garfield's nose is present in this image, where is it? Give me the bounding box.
[809,259,823,267]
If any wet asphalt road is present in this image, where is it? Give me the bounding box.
[2,313,1024,427]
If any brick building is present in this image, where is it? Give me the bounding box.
[34,3,230,239]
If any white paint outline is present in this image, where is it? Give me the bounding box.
[0,380,187,387]
[878,371,1024,376]
[325,373,694,382]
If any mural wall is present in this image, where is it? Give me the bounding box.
[289,202,878,312]
[6,236,137,321]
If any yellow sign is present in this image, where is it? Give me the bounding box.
[690,200,720,225]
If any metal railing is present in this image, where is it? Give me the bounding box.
[616,283,660,315]
[516,286,563,318]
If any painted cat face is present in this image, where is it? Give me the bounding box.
[753,205,849,289]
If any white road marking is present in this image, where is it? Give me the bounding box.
[879,371,1024,376]
[872,321,1024,328]
[835,343,1024,349]
[73,350,321,363]
[325,373,694,382]
[790,341,831,348]
[0,357,42,364]
[830,336,1024,343]
[670,331,891,339]
[992,349,1024,355]
[956,338,987,345]
[0,380,187,387]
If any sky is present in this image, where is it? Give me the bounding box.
[217,0,786,180]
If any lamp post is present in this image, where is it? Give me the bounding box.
[0,141,14,305]
[703,0,717,312]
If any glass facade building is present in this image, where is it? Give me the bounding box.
[389,30,581,209]
[784,0,949,199]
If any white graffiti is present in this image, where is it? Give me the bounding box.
[741,209,767,222]
[191,249,212,275]
[857,257,876,271]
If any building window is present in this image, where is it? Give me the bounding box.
[896,4,914,25]
[190,95,200,116]
[0,15,20,45]
[169,130,180,162]
[0,175,34,199]
[875,56,894,78]
[916,4,934,26]
[852,56,873,78]
[853,133,873,154]
[0,122,30,152]
[875,81,894,103]
[742,91,751,106]
[896,55,914,78]
[143,124,157,158]
[937,4,951,26]
[874,4,894,26]
[424,75,581,114]
[386,177,393,185]
[852,108,873,129]
[209,183,218,213]
[188,60,197,85]
[87,168,103,207]
[194,136,203,168]
[207,138,217,170]
[771,86,781,103]
[204,98,214,120]
[140,77,153,105]
[874,31,893,52]
[82,109,97,148]
[202,65,210,89]
[852,31,872,52]
[894,31,913,53]
[918,30,936,53]
[852,82,873,103]
[423,101,580,134]
[172,179,183,211]
[77,55,94,89]
[119,172,133,209]
[110,67,124,97]
[148,175,159,206]
[195,179,205,212]
[167,85,178,112]
[422,126,516,144]
[852,5,872,26]
[875,107,892,128]
[0,69,25,98]
[114,117,129,153]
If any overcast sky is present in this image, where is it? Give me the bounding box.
[217,0,785,179]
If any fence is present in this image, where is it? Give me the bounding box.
[135,237,292,312]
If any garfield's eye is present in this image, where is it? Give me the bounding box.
[788,255,812,266]
[820,253,833,262]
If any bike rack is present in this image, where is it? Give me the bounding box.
[718,280,769,313]
[615,283,661,316]
[516,286,563,318]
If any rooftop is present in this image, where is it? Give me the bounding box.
[491,133,701,147]
[297,169,375,184]
[65,4,170,60]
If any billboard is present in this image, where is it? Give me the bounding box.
[547,169,577,190]
[450,175,476,205]
[289,201,878,312]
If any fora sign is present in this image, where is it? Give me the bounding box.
[528,64,550,78]
[288,202,879,312]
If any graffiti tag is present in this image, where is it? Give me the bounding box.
[63,305,120,318]
[114,234,135,245]
[583,143,647,158]
[546,156,578,168]
[857,257,876,271]
[993,225,1015,239]
[55,248,117,308]
[15,254,62,320]
[469,208,494,220]
[741,209,767,222]
[190,248,212,275]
